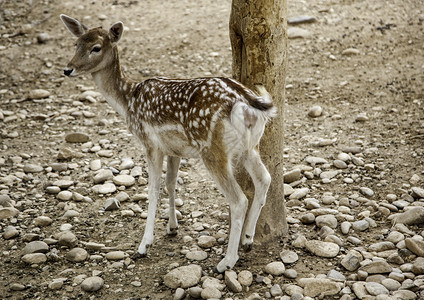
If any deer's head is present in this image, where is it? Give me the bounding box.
[60,14,124,77]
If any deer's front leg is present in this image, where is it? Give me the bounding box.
[165,156,181,236]
[137,150,164,256]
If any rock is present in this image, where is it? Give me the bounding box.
[315,214,338,229]
[305,240,339,258]
[225,270,242,292]
[198,236,216,248]
[334,160,348,169]
[90,159,102,171]
[341,221,351,235]
[58,231,78,248]
[352,282,368,299]
[63,209,79,218]
[381,278,401,291]
[3,226,19,239]
[411,187,424,198]
[22,253,47,264]
[104,198,120,211]
[65,132,89,143]
[105,251,126,260]
[93,169,113,184]
[0,194,13,207]
[387,231,404,244]
[283,269,298,279]
[355,113,369,122]
[85,242,105,250]
[29,89,50,99]
[270,284,283,296]
[394,207,424,225]
[369,241,396,252]
[280,250,298,264]
[284,168,302,183]
[188,287,202,298]
[203,277,225,291]
[53,179,74,189]
[37,32,50,43]
[308,105,323,117]
[392,290,418,300]
[305,156,328,165]
[288,27,311,39]
[320,170,339,180]
[67,247,88,262]
[34,216,53,227]
[174,287,185,300]
[359,261,392,274]
[411,257,424,275]
[300,213,315,224]
[201,286,221,299]
[365,282,389,296]
[352,220,369,231]
[113,174,135,187]
[94,183,116,194]
[0,207,19,219]
[57,191,73,201]
[81,276,104,292]
[288,15,317,24]
[163,264,202,289]
[327,269,346,282]
[186,250,207,261]
[360,187,374,197]
[342,48,360,55]
[49,278,65,290]
[51,163,68,172]
[292,234,307,248]
[9,283,26,291]
[23,241,49,255]
[298,278,342,298]
[238,270,253,286]
[265,261,285,275]
[405,238,424,257]
[289,188,309,200]
[341,250,363,271]
[23,163,43,173]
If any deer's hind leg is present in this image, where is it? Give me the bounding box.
[165,156,181,236]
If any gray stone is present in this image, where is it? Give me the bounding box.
[288,15,317,24]
[327,269,346,282]
[29,89,50,99]
[0,207,19,219]
[280,250,298,264]
[225,270,242,292]
[93,169,113,184]
[104,198,120,211]
[58,231,78,248]
[320,170,339,180]
[23,163,43,173]
[57,191,73,201]
[334,160,348,169]
[66,247,88,262]
[307,105,323,117]
[341,250,363,271]
[105,251,126,260]
[3,226,19,239]
[369,241,396,252]
[298,278,342,298]
[285,284,303,296]
[305,156,328,165]
[238,270,253,286]
[394,207,424,225]
[284,168,302,183]
[81,276,104,292]
[392,290,418,300]
[289,187,309,200]
[188,287,202,298]
[387,231,405,244]
[186,250,207,261]
[90,159,102,171]
[341,221,351,235]
[359,261,392,274]
[203,277,225,291]
[352,282,368,299]
[174,287,185,300]
[381,278,401,291]
[342,48,360,55]
[0,194,13,207]
[113,174,135,187]
[405,238,424,257]
[119,158,135,170]
[265,261,285,275]
[52,179,74,189]
[300,212,315,224]
[411,257,424,275]
[65,132,89,143]
[353,220,369,231]
[198,236,216,248]
[365,282,389,296]
[49,278,65,290]
[288,27,311,39]
[23,241,49,255]
[283,269,298,279]
[305,240,339,258]
[9,283,26,291]
[411,187,424,199]
[96,183,116,194]
[34,216,53,227]
[163,264,202,289]
[270,284,283,296]
[315,214,338,229]
[360,187,374,197]
[201,286,221,299]
[21,253,47,264]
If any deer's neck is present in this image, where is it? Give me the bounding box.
[91,48,133,119]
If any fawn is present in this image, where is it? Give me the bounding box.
[60,14,275,272]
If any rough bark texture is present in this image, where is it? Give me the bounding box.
[230,0,288,242]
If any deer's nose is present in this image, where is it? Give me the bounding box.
[64,68,73,76]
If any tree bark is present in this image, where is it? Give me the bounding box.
[230,0,288,242]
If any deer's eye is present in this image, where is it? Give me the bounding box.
[91,46,101,53]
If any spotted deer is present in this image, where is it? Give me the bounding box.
[60,14,275,272]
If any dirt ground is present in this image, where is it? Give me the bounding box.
[0,0,423,299]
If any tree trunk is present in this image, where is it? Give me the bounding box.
[230,0,288,243]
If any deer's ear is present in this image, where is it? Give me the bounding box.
[109,22,124,44]
[60,14,87,37]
